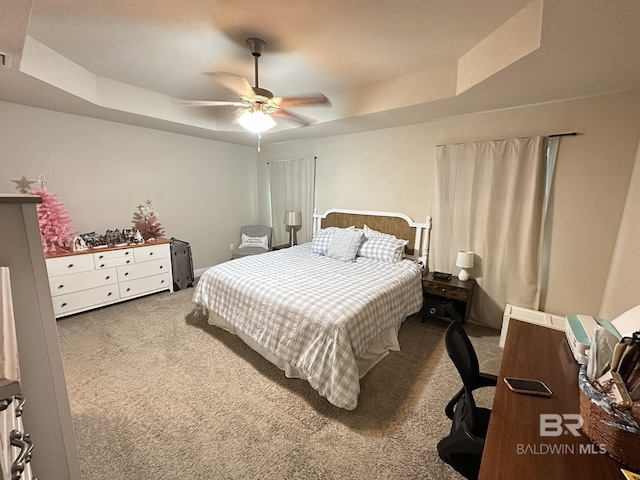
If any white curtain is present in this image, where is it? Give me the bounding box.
[431,137,548,329]
[269,157,316,246]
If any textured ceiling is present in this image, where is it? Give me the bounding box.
[1,0,640,147]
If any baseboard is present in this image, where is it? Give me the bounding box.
[194,267,210,279]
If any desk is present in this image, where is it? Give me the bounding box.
[479,320,627,479]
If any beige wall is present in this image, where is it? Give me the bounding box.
[600,141,640,319]
[259,90,640,320]
[0,101,257,270]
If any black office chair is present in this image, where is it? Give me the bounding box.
[437,303,497,480]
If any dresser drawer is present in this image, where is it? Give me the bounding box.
[119,273,171,299]
[0,398,18,478]
[46,254,94,277]
[94,256,134,269]
[423,282,469,301]
[93,248,133,262]
[134,244,169,263]
[0,396,18,480]
[93,248,133,268]
[52,285,120,316]
[49,268,117,296]
[0,401,12,480]
[117,259,170,283]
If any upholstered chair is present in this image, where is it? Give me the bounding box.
[231,226,273,259]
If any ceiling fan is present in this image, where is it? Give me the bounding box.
[183,38,331,134]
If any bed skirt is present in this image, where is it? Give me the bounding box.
[206,311,401,383]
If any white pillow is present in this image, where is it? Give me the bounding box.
[364,224,397,240]
[358,236,408,263]
[326,228,364,262]
[239,234,269,250]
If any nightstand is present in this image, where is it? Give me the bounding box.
[272,244,291,251]
[421,272,476,323]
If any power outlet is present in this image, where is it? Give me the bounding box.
[229,243,235,251]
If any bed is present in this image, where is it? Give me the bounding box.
[192,209,432,409]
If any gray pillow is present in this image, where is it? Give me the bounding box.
[326,228,364,262]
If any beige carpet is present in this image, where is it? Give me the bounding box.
[56,287,502,480]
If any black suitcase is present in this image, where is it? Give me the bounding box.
[170,238,194,291]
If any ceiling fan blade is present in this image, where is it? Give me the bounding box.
[203,72,254,97]
[273,108,315,127]
[276,93,331,108]
[182,100,248,107]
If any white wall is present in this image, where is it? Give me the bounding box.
[259,90,640,321]
[0,101,257,269]
[600,140,640,319]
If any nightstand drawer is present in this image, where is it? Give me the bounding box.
[422,282,469,301]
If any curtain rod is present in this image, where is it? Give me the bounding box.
[266,156,317,165]
[548,132,577,138]
[435,132,577,147]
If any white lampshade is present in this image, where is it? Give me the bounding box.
[237,109,276,133]
[284,210,302,227]
[456,251,474,281]
[456,251,474,269]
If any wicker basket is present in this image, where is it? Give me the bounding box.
[579,367,640,470]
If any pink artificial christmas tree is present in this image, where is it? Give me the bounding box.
[132,200,165,240]
[33,176,77,253]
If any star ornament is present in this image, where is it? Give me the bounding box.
[12,176,36,193]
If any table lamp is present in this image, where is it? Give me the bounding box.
[456,251,474,281]
[284,210,302,247]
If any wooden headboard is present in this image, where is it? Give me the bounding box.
[312,208,432,265]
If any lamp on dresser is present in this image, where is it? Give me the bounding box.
[456,251,474,281]
[284,211,302,247]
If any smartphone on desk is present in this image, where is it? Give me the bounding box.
[504,377,552,396]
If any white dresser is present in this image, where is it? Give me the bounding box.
[45,239,173,318]
[1,267,35,480]
[0,393,34,480]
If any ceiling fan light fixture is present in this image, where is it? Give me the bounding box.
[237,109,276,133]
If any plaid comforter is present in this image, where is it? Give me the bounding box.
[192,243,423,409]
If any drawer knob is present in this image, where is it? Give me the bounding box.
[100,264,105,268]
[99,255,104,259]
[125,252,130,255]
[61,302,67,308]
[161,279,165,284]
[58,284,64,289]
[105,276,110,280]
[124,272,129,276]
[10,430,34,476]
[126,260,131,264]
[159,265,163,269]
[14,394,25,417]
[67,264,74,268]
[107,292,112,296]
[126,288,131,292]
[441,288,446,292]
[149,252,154,256]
